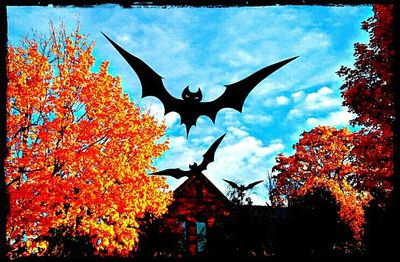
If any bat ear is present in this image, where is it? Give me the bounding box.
[181,86,191,100]
[195,88,203,101]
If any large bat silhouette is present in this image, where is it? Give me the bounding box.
[223,179,264,192]
[150,134,225,179]
[102,33,298,136]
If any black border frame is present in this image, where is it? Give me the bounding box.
[1,1,398,261]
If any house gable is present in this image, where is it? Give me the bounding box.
[168,172,232,223]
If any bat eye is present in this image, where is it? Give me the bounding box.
[181,86,203,102]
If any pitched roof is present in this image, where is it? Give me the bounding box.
[174,172,232,206]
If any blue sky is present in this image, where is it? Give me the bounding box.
[7,5,373,205]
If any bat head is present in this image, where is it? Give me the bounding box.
[181,86,203,102]
[189,162,198,171]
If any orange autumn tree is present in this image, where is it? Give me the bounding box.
[271,126,371,241]
[6,22,173,258]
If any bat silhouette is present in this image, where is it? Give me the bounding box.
[102,32,298,136]
[150,134,226,179]
[223,179,264,192]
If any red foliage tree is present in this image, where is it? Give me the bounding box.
[337,4,394,129]
[272,4,394,245]
[337,4,394,197]
[336,4,395,257]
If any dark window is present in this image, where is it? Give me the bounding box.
[177,220,187,253]
[180,221,187,242]
[196,221,207,253]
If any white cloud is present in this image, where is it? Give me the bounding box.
[116,33,132,44]
[263,98,277,107]
[276,96,289,105]
[169,136,188,150]
[243,114,273,124]
[253,79,291,98]
[145,103,179,128]
[291,91,305,102]
[227,126,249,138]
[270,138,283,144]
[156,136,198,172]
[295,31,331,52]
[157,126,285,205]
[203,131,285,205]
[254,142,284,158]
[165,113,180,127]
[304,86,341,111]
[287,109,303,119]
[306,108,355,127]
[211,9,336,98]
[210,111,240,128]
[317,86,333,95]
[221,48,260,67]
[191,135,218,145]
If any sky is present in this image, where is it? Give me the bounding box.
[7,5,373,205]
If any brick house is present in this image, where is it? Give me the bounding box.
[158,171,289,257]
[149,171,348,258]
[162,172,232,255]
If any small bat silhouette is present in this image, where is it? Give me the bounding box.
[150,134,226,179]
[102,32,298,136]
[223,179,264,191]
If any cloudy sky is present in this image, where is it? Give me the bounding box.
[7,5,372,205]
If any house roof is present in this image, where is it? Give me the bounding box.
[173,172,232,207]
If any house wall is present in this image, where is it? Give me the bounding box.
[163,174,232,255]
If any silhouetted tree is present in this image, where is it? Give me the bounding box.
[208,205,275,258]
[136,213,185,258]
[38,226,96,257]
[363,190,392,258]
[224,179,263,206]
[275,188,353,258]
[206,213,239,257]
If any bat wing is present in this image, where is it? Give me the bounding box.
[198,56,299,123]
[102,33,183,117]
[197,134,226,171]
[103,33,297,136]
[244,180,264,190]
[149,168,189,179]
[223,179,240,190]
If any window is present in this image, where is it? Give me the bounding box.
[177,220,187,253]
[180,221,187,242]
[196,222,207,253]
